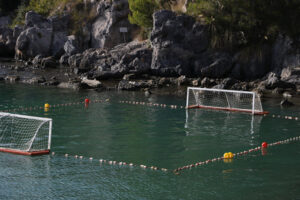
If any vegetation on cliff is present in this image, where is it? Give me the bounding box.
[3,0,300,49]
[128,0,159,29]
[187,0,300,47]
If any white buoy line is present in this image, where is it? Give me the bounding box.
[50,152,168,172]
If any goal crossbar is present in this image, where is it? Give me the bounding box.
[186,87,268,115]
[0,112,52,156]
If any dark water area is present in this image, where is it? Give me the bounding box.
[0,83,300,199]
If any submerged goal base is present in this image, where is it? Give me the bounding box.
[0,148,50,156]
[187,105,269,115]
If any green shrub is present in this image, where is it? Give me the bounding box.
[128,0,159,29]
[187,0,300,48]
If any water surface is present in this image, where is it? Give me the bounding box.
[0,83,300,199]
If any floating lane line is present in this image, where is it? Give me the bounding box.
[173,136,300,175]
[50,152,168,173]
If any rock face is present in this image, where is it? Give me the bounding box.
[15,11,68,59]
[0,16,11,28]
[64,35,80,56]
[67,41,152,79]
[16,27,52,59]
[231,45,272,80]
[150,10,209,77]
[0,27,15,57]
[91,0,137,49]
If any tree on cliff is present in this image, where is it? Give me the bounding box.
[128,0,159,29]
[187,0,300,47]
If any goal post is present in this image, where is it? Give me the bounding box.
[0,112,52,156]
[186,87,268,115]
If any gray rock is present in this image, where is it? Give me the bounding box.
[41,80,60,86]
[68,54,83,68]
[158,77,171,86]
[201,56,232,78]
[5,75,20,82]
[176,75,187,86]
[81,41,151,78]
[212,84,225,89]
[25,11,51,29]
[122,74,136,80]
[201,77,216,88]
[281,67,300,85]
[91,0,137,49]
[231,45,272,80]
[150,10,209,76]
[222,78,237,89]
[280,99,294,107]
[265,72,296,89]
[48,14,70,32]
[41,57,57,68]
[51,31,68,58]
[13,25,24,39]
[57,81,81,90]
[32,54,43,66]
[0,16,11,28]
[81,77,102,88]
[16,27,52,59]
[14,12,69,59]
[23,76,46,84]
[118,79,154,90]
[192,79,200,86]
[59,54,69,65]
[64,35,80,56]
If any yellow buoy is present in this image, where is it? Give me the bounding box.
[44,103,50,109]
[223,152,229,159]
[228,152,234,159]
[223,152,234,159]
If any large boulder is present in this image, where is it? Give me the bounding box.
[25,11,52,29]
[16,27,52,59]
[15,11,69,59]
[264,72,296,90]
[150,10,209,77]
[91,0,137,49]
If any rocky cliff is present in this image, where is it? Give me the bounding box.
[0,3,299,95]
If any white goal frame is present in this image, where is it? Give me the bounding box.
[0,112,52,156]
[186,87,268,115]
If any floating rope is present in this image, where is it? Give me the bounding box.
[173,136,300,175]
[1,99,298,122]
[0,99,110,113]
[118,101,185,109]
[270,114,299,121]
[50,152,168,172]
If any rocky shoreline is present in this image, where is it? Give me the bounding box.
[0,1,299,101]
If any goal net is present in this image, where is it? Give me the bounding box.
[0,112,52,155]
[186,87,268,115]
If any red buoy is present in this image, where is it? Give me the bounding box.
[85,98,90,104]
[262,142,268,148]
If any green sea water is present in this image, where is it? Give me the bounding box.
[0,82,300,200]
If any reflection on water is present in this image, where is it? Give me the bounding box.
[185,109,262,140]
